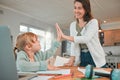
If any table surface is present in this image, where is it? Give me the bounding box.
[49,66,111,80]
[19,66,112,80]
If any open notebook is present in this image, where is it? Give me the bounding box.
[0,26,18,80]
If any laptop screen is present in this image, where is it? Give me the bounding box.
[0,26,18,80]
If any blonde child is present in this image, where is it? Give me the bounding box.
[14,32,61,72]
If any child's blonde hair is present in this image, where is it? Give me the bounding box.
[14,32,38,59]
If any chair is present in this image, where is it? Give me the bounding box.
[0,26,18,80]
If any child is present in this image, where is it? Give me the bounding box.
[14,32,61,72]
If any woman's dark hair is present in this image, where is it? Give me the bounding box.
[74,0,93,22]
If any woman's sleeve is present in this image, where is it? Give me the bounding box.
[70,22,76,56]
[16,53,47,72]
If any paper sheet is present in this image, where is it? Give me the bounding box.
[18,71,36,75]
[30,76,53,80]
[78,67,86,74]
[54,56,70,66]
[36,69,70,75]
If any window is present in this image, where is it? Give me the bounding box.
[20,25,52,52]
[20,25,28,33]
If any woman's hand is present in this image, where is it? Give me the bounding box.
[55,23,74,42]
[55,23,65,40]
[55,23,62,42]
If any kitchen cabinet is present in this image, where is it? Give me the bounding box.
[118,63,120,69]
[112,29,120,43]
[102,29,120,46]
[103,30,114,46]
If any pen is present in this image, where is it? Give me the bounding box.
[53,74,72,79]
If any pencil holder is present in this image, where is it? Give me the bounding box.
[85,64,93,79]
[110,69,120,80]
[85,64,120,80]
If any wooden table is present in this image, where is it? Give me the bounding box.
[49,66,111,80]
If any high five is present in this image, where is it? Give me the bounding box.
[56,0,106,68]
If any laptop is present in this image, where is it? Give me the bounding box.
[0,26,18,80]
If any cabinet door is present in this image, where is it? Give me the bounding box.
[113,29,120,43]
[118,63,120,69]
[103,30,114,46]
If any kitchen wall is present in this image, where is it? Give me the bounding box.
[101,21,120,30]
[103,46,120,55]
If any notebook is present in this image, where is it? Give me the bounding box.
[0,26,18,80]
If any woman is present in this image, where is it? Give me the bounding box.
[56,0,106,68]
[14,32,61,72]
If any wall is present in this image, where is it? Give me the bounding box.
[0,5,61,54]
[101,21,120,30]
[103,46,120,55]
